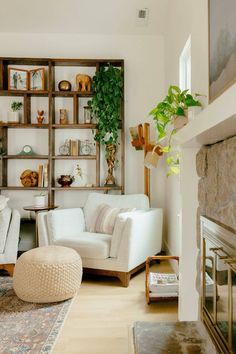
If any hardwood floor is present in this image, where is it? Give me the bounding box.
[53,261,178,354]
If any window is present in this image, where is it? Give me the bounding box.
[179,36,191,91]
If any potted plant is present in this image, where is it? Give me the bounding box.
[150,85,202,176]
[8,101,23,123]
[88,64,123,186]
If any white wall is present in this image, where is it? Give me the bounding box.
[164,0,208,320]
[0,33,166,215]
[164,0,208,256]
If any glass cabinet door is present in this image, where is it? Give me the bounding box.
[203,238,216,321]
[230,266,236,353]
[216,260,229,345]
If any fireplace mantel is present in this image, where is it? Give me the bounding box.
[173,82,236,321]
[174,82,236,148]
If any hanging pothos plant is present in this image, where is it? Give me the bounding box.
[88,64,123,185]
[88,64,123,146]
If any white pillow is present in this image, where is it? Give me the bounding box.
[0,207,11,253]
[89,204,135,235]
[0,196,9,211]
[47,208,85,243]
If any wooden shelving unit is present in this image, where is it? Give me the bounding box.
[0,57,125,205]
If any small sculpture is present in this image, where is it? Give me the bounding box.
[37,110,44,124]
[75,74,92,92]
[60,109,68,125]
[20,169,38,187]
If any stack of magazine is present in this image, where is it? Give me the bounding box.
[149,272,179,298]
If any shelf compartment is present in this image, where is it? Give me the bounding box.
[0,90,49,97]
[3,155,49,159]
[52,186,122,191]
[0,123,49,129]
[52,155,96,160]
[52,124,96,129]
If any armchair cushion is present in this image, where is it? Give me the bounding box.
[0,207,11,253]
[110,210,146,258]
[54,232,111,259]
[84,193,149,231]
[89,203,135,235]
[47,208,85,243]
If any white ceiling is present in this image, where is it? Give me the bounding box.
[0,0,169,35]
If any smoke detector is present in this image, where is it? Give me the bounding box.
[136,8,149,26]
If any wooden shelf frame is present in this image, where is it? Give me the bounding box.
[0,56,125,204]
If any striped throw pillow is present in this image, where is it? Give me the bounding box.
[90,204,135,235]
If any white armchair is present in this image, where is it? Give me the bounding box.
[0,208,21,276]
[38,193,163,286]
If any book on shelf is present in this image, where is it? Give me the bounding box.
[149,272,179,295]
[38,164,43,187]
[43,163,48,188]
[70,139,80,156]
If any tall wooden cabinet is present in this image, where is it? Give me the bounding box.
[0,57,124,206]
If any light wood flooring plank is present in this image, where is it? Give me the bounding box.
[53,261,178,354]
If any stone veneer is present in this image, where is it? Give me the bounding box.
[196,135,236,233]
[195,135,236,293]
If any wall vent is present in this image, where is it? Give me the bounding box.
[136,8,149,26]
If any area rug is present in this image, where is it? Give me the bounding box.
[133,321,218,354]
[0,276,73,354]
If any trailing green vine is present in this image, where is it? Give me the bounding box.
[88,64,123,146]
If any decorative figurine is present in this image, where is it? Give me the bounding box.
[75,74,92,92]
[37,110,45,124]
[60,109,68,125]
[83,106,91,124]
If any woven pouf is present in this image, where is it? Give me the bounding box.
[13,245,82,303]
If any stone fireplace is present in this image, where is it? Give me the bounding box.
[195,135,236,352]
[197,135,236,232]
[175,84,236,322]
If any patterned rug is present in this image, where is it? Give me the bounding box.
[0,276,73,354]
[133,321,218,354]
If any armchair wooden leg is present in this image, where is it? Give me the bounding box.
[0,264,15,277]
[117,272,131,287]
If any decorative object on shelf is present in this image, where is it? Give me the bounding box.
[0,138,6,156]
[59,109,68,125]
[33,193,47,207]
[57,175,75,187]
[29,68,45,91]
[80,140,92,155]
[70,139,80,156]
[18,145,36,155]
[58,80,71,91]
[75,164,83,179]
[36,110,45,124]
[8,101,23,123]
[20,169,38,187]
[129,125,145,150]
[88,64,123,186]
[149,85,202,176]
[105,143,117,186]
[75,73,92,92]
[83,106,91,124]
[59,139,70,156]
[8,68,28,90]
